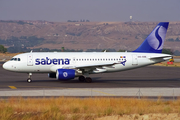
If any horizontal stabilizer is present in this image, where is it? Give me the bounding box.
[149,55,172,61]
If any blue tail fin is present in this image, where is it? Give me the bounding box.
[133,22,169,53]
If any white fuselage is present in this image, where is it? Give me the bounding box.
[3,52,171,74]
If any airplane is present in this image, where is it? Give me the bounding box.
[3,22,172,83]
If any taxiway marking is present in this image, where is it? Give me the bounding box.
[9,86,17,89]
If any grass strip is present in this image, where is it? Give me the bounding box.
[0,97,180,120]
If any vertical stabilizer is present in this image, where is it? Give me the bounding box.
[133,22,169,53]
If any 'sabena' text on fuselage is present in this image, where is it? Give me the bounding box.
[35,57,70,65]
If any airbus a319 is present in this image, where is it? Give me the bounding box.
[3,22,172,83]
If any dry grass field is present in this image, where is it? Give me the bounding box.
[0,53,20,56]
[1,97,180,120]
[0,53,20,61]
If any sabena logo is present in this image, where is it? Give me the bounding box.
[63,72,68,77]
[35,57,70,65]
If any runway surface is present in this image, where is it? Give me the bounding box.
[1,63,180,98]
[0,64,180,89]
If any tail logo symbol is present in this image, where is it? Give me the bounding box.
[147,25,166,50]
[155,26,163,50]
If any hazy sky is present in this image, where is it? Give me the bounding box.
[0,0,180,22]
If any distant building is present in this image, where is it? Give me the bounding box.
[75,24,83,26]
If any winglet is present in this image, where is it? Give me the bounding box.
[133,22,169,53]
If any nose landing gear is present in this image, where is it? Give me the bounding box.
[27,73,32,83]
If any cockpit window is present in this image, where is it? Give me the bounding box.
[10,58,21,61]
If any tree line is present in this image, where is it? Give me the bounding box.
[0,45,7,53]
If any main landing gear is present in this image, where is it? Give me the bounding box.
[78,76,92,83]
[27,73,32,83]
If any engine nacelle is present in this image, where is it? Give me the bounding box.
[48,73,56,78]
[56,69,75,80]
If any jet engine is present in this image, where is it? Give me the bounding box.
[56,69,75,80]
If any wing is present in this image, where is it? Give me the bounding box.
[50,61,124,73]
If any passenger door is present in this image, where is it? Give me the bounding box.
[132,55,138,65]
[27,54,33,66]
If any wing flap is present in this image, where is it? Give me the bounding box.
[75,62,116,69]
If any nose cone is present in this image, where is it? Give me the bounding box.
[3,62,11,71]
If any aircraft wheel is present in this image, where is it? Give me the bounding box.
[27,78,32,83]
[85,77,92,83]
[79,76,85,82]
